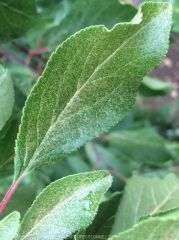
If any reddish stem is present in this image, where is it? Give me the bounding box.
[0,175,24,214]
[29,47,49,56]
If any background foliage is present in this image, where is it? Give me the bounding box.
[0,0,179,239]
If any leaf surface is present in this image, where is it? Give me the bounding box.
[16,171,112,240]
[0,120,18,177]
[0,211,20,240]
[0,65,14,131]
[0,0,37,42]
[109,209,179,240]
[141,0,179,32]
[14,2,172,179]
[111,174,179,234]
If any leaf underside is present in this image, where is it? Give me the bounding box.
[110,209,179,240]
[111,174,179,234]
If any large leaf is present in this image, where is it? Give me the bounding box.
[0,65,14,131]
[14,2,172,179]
[107,127,172,165]
[111,174,179,234]
[44,0,137,48]
[109,209,179,240]
[16,171,112,240]
[0,211,20,240]
[0,0,37,42]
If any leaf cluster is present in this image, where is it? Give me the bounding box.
[0,0,179,239]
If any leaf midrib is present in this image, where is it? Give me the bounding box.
[21,6,167,173]
[150,184,179,215]
[131,183,179,227]
[28,55,147,168]
[20,176,108,239]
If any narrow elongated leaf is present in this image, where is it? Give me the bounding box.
[109,209,179,240]
[0,211,20,240]
[16,171,112,240]
[0,65,14,131]
[44,0,137,47]
[14,3,172,179]
[0,0,37,42]
[111,174,179,234]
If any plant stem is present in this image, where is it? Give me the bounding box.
[29,47,49,56]
[0,175,24,214]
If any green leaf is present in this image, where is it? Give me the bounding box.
[107,127,172,165]
[14,2,172,179]
[109,209,179,240]
[140,0,179,33]
[0,120,18,177]
[84,192,121,239]
[0,211,20,240]
[0,0,37,42]
[16,171,112,240]
[44,0,137,48]
[173,0,179,32]
[9,65,35,96]
[0,65,14,131]
[139,76,172,97]
[111,174,179,234]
